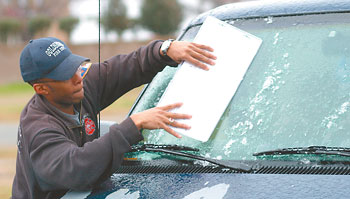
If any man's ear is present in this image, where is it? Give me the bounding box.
[33,83,49,95]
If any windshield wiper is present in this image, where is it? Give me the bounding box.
[130,144,252,173]
[253,146,350,157]
[131,144,199,152]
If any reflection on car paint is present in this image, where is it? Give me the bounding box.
[105,189,140,199]
[183,183,230,199]
[61,191,90,199]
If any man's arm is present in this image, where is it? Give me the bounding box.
[84,40,174,111]
[29,118,142,191]
[84,40,216,111]
[84,40,216,138]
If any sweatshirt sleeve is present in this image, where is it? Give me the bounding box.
[84,40,178,111]
[29,117,143,191]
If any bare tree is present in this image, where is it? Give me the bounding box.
[0,0,71,41]
[140,0,183,36]
[1,0,69,18]
[102,0,130,41]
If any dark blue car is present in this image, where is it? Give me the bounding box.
[63,0,350,198]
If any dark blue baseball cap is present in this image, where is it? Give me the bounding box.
[20,37,90,82]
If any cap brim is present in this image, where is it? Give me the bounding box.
[45,54,90,81]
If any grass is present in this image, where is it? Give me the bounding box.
[0,82,143,122]
[0,147,17,199]
[0,83,34,122]
[0,82,33,95]
[0,83,35,198]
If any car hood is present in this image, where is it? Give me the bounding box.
[63,173,350,198]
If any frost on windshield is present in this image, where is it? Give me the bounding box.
[132,16,350,161]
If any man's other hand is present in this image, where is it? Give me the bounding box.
[165,41,217,70]
[130,102,191,138]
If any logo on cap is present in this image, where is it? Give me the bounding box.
[80,62,92,79]
[45,41,65,57]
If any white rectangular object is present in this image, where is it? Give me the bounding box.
[157,16,262,142]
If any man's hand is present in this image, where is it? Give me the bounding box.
[130,102,191,138]
[164,41,217,70]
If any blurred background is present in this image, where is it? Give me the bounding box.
[0,0,255,198]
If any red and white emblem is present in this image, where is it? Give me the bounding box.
[84,117,96,135]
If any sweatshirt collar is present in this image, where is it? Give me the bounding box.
[35,94,82,129]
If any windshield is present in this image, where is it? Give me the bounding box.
[130,13,350,161]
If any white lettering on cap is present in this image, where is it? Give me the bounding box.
[45,42,66,57]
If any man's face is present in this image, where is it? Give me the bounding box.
[38,68,85,107]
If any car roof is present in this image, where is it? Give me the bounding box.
[186,0,350,29]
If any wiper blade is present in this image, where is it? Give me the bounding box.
[131,144,199,152]
[253,146,350,157]
[130,144,252,173]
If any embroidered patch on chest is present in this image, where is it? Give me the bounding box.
[83,116,96,136]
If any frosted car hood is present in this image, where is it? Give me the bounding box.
[63,173,350,198]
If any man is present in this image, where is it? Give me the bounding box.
[12,37,216,199]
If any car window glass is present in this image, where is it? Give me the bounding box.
[131,13,350,161]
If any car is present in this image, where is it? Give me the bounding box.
[63,0,350,198]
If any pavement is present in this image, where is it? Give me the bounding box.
[0,115,127,147]
[0,122,18,147]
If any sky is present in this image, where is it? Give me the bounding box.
[69,0,211,44]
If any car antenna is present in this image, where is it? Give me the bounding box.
[97,0,101,137]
